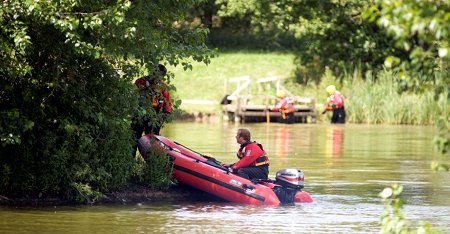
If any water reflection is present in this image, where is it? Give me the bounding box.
[325,126,344,157]
[274,126,291,156]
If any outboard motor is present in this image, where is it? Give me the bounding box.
[273,169,305,205]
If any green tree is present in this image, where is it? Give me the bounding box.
[365,0,450,92]
[216,0,401,83]
[0,0,213,201]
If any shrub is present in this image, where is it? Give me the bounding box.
[133,146,175,190]
[0,40,136,200]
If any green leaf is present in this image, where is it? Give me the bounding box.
[438,48,448,58]
[380,187,393,199]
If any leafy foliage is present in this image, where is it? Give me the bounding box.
[212,0,449,92]
[133,145,175,190]
[379,185,441,234]
[216,0,399,83]
[365,0,450,92]
[0,0,213,201]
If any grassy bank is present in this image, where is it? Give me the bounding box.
[168,51,296,113]
[169,51,448,125]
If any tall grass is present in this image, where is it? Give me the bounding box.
[343,69,447,125]
[169,51,447,125]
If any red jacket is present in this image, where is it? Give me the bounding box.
[135,78,172,113]
[272,97,295,113]
[327,91,344,110]
[233,142,269,170]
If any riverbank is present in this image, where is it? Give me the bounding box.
[0,184,221,207]
[171,52,446,125]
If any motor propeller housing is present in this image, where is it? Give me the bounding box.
[275,168,305,190]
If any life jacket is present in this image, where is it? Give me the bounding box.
[272,97,295,119]
[234,141,270,169]
[135,77,172,113]
[284,97,295,113]
[327,91,344,110]
[254,151,270,166]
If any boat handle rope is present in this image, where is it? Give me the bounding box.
[153,136,229,172]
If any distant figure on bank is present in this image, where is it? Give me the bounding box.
[322,85,345,124]
[131,64,172,157]
[271,90,296,124]
[223,129,270,180]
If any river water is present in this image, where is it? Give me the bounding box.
[1,122,449,233]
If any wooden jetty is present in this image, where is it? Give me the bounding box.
[221,76,317,123]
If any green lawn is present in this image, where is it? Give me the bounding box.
[168,51,296,106]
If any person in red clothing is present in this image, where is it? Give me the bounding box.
[322,85,345,124]
[271,90,296,124]
[224,129,269,180]
[131,64,172,157]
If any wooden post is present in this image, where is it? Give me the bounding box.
[235,96,241,122]
[311,98,317,123]
[223,78,229,121]
[265,96,270,125]
[224,78,229,95]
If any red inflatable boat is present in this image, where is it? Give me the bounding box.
[138,134,313,205]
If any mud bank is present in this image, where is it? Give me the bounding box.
[0,184,222,207]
